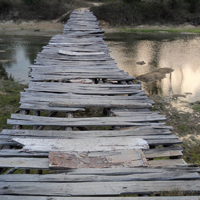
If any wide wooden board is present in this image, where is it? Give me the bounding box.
[49,150,147,169]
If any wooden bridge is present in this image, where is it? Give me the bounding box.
[0,9,200,199]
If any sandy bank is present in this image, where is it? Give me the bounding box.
[0,20,63,36]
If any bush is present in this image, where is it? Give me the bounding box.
[91,2,176,25]
[0,0,16,13]
[0,0,88,20]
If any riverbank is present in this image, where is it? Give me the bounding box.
[1,18,200,36]
[0,20,63,36]
[99,20,200,34]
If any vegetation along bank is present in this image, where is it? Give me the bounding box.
[91,0,200,26]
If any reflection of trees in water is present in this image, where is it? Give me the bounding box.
[1,35,50,68]
[143,80,163,96]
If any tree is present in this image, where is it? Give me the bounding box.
[123,0,141,3]
[21,0,40,5]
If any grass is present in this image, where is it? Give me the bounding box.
[151,95,200,166]
[0,79,27,131]
[120,28,200,34]
[192,104,200,112]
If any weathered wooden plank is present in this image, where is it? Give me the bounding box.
[20,92,150,102]
[1,196,200,200]
[13,137,149,152]
[19,103,85,112]
[48,101,154,109]
[0,126,172,137]
[49,150,147,169]
[1,172,199,182]
[144,147,183,159]
[30,75,135,82]
[65,167,200,175]
[0,181,199,196]
[7,114,166,127]
[58,50,105,56]
[0,158,49,169]
[148,159,188,167]
[0,150,48,158]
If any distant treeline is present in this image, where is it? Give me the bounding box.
[90,0,200,26]
[0,0,87,20]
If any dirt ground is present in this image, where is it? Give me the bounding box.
[0,20,64,36]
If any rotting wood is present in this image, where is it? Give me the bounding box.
[13,137,149,152]
[49,149,147,169]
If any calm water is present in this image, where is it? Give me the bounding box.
[1,32,200,104]
[105,33,200,103]
[0,34,51,83]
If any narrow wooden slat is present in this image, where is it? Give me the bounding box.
[1,171,199,182]
[1,196,200,200]
[144,147,183,159]
[0,158,49,169]
[148,159,188,167]
[0,181,199,196]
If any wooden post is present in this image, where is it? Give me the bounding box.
[33,110,40,130]
[65,112,74,131]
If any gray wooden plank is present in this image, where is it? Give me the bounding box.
[1,196,200,200]
[144,147,183,159]
[1,171,199,182]
[0,157,49,169]
[0,126,172,137]
[65,167,200,175]
[0,149,48,158]
[0,181,200,196]
[7,114,166,127]
[148,159,188,167]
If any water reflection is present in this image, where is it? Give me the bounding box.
[105,33,200,102]
[0,35,51,83]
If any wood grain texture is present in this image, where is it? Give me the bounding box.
[1,196,200,200]
[0,181,200,196]
[13,137,149,152]
[49,150,147,169]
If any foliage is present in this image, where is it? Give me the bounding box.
[21,0,40,5]
[123,0,141,3]
[0,0,88,20]
[91,0,200,25]
[0,79,27,131]
[182,139,200,165]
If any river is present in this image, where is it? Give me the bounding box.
[0,32,200,106]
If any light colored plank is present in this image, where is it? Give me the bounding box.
[13,137,149,152]
[58,50,105,56]
[0,158,49,169]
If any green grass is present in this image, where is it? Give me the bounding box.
[0,79,27,131]
[192,104,200,112]
[120,28,200,34]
